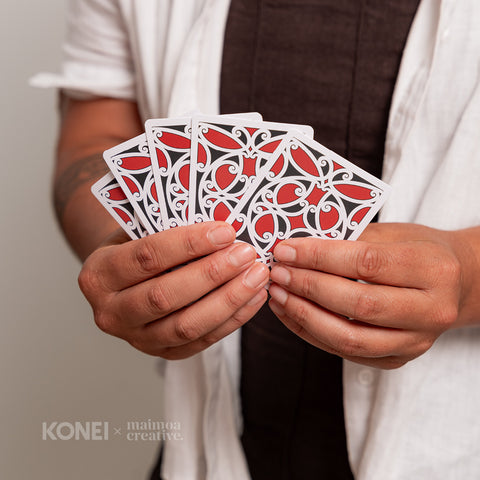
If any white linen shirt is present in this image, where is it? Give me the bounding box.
[32,0,480,478]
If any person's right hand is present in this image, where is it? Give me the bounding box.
[78,222,269,359]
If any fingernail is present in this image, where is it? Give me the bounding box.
[229,243,256,267]
[270,266,291,286]
[243,263,269,289]
[275,244,296,262]
[269,284,289,306]
[208,225,235,246]
[247,289,267,306]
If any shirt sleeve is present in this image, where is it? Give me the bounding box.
[30,0,136,100]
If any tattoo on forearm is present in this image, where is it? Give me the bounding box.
[54,153,108,224]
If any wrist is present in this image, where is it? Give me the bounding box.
[444,227,480,327]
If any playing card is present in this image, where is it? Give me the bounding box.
[189,115,314,226]
[103,134,163,234]
[146,113,263,229]
[229,132,391,264]
[91,172,147,240]
[145,117,192,229]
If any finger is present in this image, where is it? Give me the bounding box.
[268,285,431,359]
[269,299,414,369]
[135,262,270,349]
[115,242,258,327]
[273,237,440,288]
[83,222,236,292]
[270,264,439,330]
[141,289,268,359]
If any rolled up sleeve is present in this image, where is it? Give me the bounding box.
[31,0,136,100]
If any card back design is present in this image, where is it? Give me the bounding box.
[189,116,314,226]
[230,133,391,264]
[146,119,191,229]
[91,172,147,240]
[103,134,163,233]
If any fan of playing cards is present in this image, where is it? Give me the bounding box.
[92,113,391,265]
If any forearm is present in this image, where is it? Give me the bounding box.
[55,95,143,260]
[54,151,117,260]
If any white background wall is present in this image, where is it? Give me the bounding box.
[1,1,164,478]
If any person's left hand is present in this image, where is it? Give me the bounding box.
[268,223,480,369]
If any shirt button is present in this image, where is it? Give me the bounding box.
[357,369,375,386]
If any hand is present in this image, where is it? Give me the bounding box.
[268,223,480,369]
[78,222,269,359]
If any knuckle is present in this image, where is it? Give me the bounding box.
[416,337,435,356]
[291,302,311,331]
[222,309,250,336]
[183,230,202,258]
[93,310,117,335]
[339,328,367,357]
[352,293,382,321]
[174,318,200,343]
[310,242,326,267]
[432,304,458,329]
[437,255,461,285]
[134,240,161,274]
[146,286,172,316]
[277,302,307,336]
[300,272,317,298]
[230,308,251,329]
[223,288,246,312]
[203,258,225,285]
[355,246,385,280]
[78,264,102,298]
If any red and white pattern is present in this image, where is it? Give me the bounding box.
[146,119,192,228]
[93,115,390,266]
[229,133,390,264]
[103,134,163,234]
[91,172,147,240]
[189,116,313,226]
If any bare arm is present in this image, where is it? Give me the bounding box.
[54,95,144,259]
